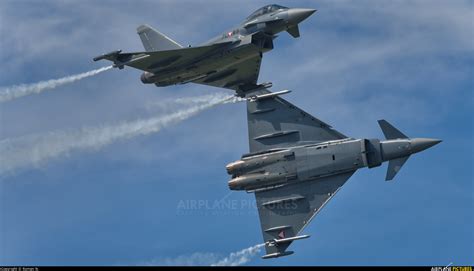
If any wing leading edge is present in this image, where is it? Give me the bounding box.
[93,42,233,73]
[245,88,347,154]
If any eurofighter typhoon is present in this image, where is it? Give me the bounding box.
[227,88,441,259]
[93,4,315,96]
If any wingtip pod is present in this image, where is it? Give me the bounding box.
[261,251,294,259]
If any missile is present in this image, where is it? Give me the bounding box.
[261,235,309,259]
[248,89,291,102]
[261,251,294,259]
[269,234,310,245]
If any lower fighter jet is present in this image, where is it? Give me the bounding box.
[226,87,441,259]
[93,4,316,96]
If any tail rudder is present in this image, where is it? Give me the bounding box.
[385,156,410,181]
[378,119,410,181]
[378,119,408,140]
[136,24,183,52]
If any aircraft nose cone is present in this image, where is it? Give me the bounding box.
[410,138,442,154]
[287,8,317,25]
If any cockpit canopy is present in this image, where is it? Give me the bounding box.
[246,4,288,21]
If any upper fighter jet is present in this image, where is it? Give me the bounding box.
[226,88,441,259]
[93,4,315,96]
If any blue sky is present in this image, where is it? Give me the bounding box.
[0,0,473,266]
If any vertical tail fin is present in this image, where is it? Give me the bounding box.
[386,156,410,181]
[378,120,410,181]
[136,24,183,52]
[378,119,408,140]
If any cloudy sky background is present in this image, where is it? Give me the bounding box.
[0,0,472,266]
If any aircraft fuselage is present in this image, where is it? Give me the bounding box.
[227,137,441,191]
[141,6,316,87]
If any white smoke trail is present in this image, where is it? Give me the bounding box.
[139,252,221,266]
[211,244,265,266]
[0,93,241,176]
[139,243,264,266]
[0,66,113,102]
[145,93,244,112]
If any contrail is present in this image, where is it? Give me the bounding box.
[0,93,241,176]
[145,93,243,112]
[0,66,113,102]
[211,243,265,266]
[138,243,264,266]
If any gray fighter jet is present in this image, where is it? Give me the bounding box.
[226,88,441,259]
[93,4,315,96]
